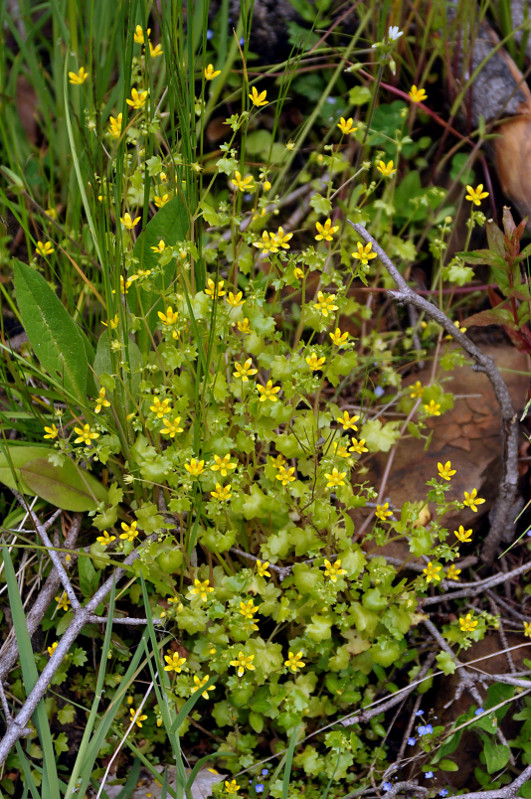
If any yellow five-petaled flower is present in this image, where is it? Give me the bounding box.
[120,212,141,230]
[185,458,205,477]
[306,352,326,371]
[352,241,377,266]
[68,67,89,85]
[459,613,478,633]
[120,520,139,542]
[375,502,393,521]
[256,559,271,577]
[408,85,427,103]
[323,558,347,582]
[211,454,237,476]
[43,423,59,440]
[211,483,232,502]
[325,467,346,489]
[329,328,349,347]
[130,707,148,727]
[314,291,338,317]
[337,410,359,430]
[446,564,461,581]
[465,184,489,206]
[94,387,110,414]
[73,423,99,446]
[376,160,397,177]
[35,241,54,257]
[204,63,221,80]
[423,561,442,583]
[437,461,456,481]
[315,218,339,242]
[205,278,226,299]
[248,86,268,107]
[233,358,258,382]
[337,117,357,135]
[96,530,116,547]
[189,578,214,601]
[230,651,256,677]
[192,674,214,698]
[231,171,255,192]
[454,525,473,543]
[164,652,187,673]
[257,380,281,402]
[284,650,305,672]
[463,489,486,513]
[126,88,148,109]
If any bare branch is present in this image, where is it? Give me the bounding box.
[347,221,520,564]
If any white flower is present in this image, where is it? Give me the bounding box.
[387,25,403,41]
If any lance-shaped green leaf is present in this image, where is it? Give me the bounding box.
[20,457,108,511]
[13,259,89,402]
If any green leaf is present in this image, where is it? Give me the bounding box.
[436,651,457,675]
[482,738,511,774]
[57,705,75,725]
[0,445,53,495]
[438,758,459,772]
[13,259,88,402]
[310,194,332,216]
[348,85,371,105]
[129,197,189,336]
[19,457,107,511]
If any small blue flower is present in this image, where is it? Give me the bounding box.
[255,785,264,794]
[415,709,424,716]
[239,36,245,45]
[475,708,484,715]
[425,771,434,779]
[374,386,385,397]
[382,782,392,792]
[407,737,416,746]
[439,790,449,797]
[261,769,269,776]
[207,29,214,40]
[417,724,433,736]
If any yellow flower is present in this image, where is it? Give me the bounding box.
[323,558,347,582]
[423,561,442,583]
[120,212,141,230]
[409,381,424,399]
[211,483,232,502]
[329,328,349,346]
[349,438,368,454]
[192,675,214,699]
[271,454,286,469]
[204,63,221,80]
[284,650,305,672]
[239,599,258,620]
[134,25,150,44]
[96,530,116,547]
[164,652,187,673]
[375,502,393,521]
[352,241,377,265]
[94,387,110,414]
[337,411,359,431]
[253,231,275,252]
[158,305,179,329]
[231,171,255,192]
[306,352,326,371]
[73,423,99,445]
[233,358,257,382]
[276,466,296,486]
[463,489,486,513]
[108,113,123,138]
[150,396,172,418]
[315,218,339,242]
[148,41,163,58]
[454,525,473,543]
[423,400,441,416]
[325,467,346,489]
[230,651,256,677]
[524,621,531,638]
[274,227,293,249]
[211,454,237,476]
[130,707,148,727]
[376,160,397,177]
[189,578,214,601]
[237,318,251,334]
[205,278,226,299]
[68,67,88,85]
[256,560,270,577]
[43,423,59,440]
[45,207,57,219]
[293,267,304,280]
[161,417,184,438]
[437,461,456,481]
[120,520,139,542]
[257,380,281,402]
[262,179,272,191]
[102,314,119,329]
[459,613,478,633]
[185,458,205,477]
[333,441,350,458]
[224,779,240,795]
[465,184,489,206]
[314,291,338,317]
[154,193,169,208]
[55,592,70,612]
[337,117,357,135]
[248,86,268,107]
[408,85,427,103]
[35,241,54,257]
[151,239,166,253]
[126,88,148,109]
[227,291,245,307]
[446,564,461,581]
[47,641,58,657]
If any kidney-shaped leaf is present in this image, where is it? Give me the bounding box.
[20,457,108,511]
